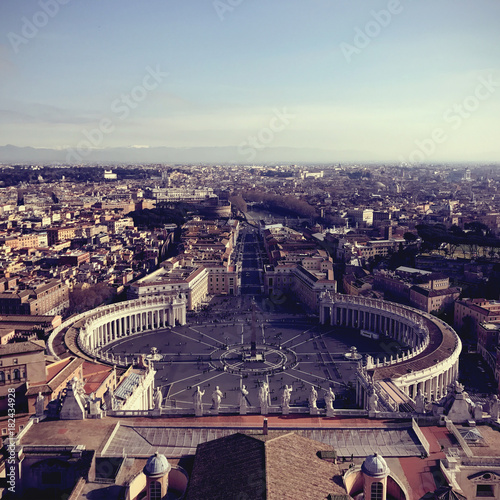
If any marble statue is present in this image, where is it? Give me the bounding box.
[281,385,293,408]
[239,385,249,410]
[88,393,102,417]
[35,392,45,418]
[415,388,426,414]
[259,381,270,412]
[154,387,162,410]
[324,387,335,410]
[368,391,379,412]
[309,386,318,409]
[193,386,205,415]
[211,386,223,410]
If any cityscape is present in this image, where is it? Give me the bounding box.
[1,1,500,500]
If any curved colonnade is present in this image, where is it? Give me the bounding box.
[48,296,187,366]
[320,292,461,403]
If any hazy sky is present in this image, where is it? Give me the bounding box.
[0,0,499,163]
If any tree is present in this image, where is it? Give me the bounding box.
[403,232,418,244]
[68,283,114,314]
[229,194,247,213]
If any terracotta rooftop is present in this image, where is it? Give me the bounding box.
[46,358,72,381]
[26,357,84,396]
[82,361,113,394]
[185,431,347,500]
[0,339,45,355]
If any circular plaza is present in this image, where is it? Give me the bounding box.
[49,289,461,414]
[57,294,425,411]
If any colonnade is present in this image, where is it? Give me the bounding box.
[320,292,461,406]
[398,355,459,402]
[77,295,187,359]
[320,293,429,361]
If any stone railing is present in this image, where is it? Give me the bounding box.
[108,405,371,418]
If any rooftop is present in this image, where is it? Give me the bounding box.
[186,432,347,500]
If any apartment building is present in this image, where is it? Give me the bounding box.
[454,298,500,332]
[0,340,46,413]
[264,263,337,312]
[0,279,69,316]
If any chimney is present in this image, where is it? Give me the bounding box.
[263,418,268,435]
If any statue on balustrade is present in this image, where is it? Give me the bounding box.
[35,392,45,418]
[309,386,318,409]
[324,387,335,410]
[259,381,270,411]
[239,385,249,410]
[415,388,426,413]
[211,386,223,410]
[281,385,293,408]
[368,390,379,412]
[154,387,162,410]
[193,386,205,415]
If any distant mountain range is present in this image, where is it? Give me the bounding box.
[0,144,374,165]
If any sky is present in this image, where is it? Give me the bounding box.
[0,0,499,163]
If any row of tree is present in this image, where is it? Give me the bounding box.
[239,190,317,218]
[416,223,500,258]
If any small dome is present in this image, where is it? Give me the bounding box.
[361,452,389,478]
[144,452,171,477]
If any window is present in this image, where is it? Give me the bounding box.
[477,484,494,497]
[0,372,4,383]
[371,482,383,500]
[13,369,20,381]
[150,481,162,500]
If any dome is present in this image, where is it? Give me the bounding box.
[361,452,389,478]
[144,452,171,477]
